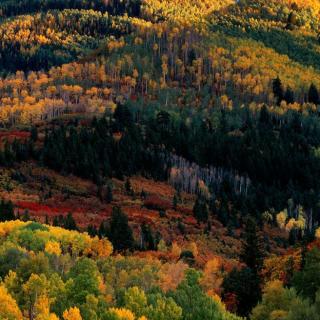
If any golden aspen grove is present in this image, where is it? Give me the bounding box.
[2,0,320,319]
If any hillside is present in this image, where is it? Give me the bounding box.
[1,0,320,319]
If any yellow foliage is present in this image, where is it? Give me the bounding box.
[0,220,30,237]
[45,241,61,256]
[171,242,182,258]
[63,307,82,320]
[87,237,113,258]
[276,211,287,229]
[0,285,23,320]
[109,308,135,320]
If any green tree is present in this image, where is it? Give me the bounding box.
[193,197,208,223]
[67,257,100,306]
[240,217,264,274]
[109,206,134,251]
[63,213,77,231]
[251,280,318,320]
[292,247,320,301]
[284,87,295,104]
[308,83,320,105]
[172,269,223,320]
[222,267,260,317]
[272,77,284,105]
[0,199,15,222]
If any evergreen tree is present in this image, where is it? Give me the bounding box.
[98,221,108,239]
[272,77,284,105]
[30,126,38,142]
[113,104,133,130]
[140,223,155,250]
[87,225,98,237]
[109,206,134,251]
[240,217,264,274]
[284,86,295,104]
[308,83,320,105]
[193,196,209,223]
[259,105,271,128]
[222,267,261,317]
[21,210,30,222]
[125,178,133,195]
[173,194,178,210]
[63,213,77,231]
[0,199,15,222]
[106,184,113,203]
[292,247,320,301]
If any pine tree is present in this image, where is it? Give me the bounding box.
[173,194,178,210]
[98,221,107,238]
[30,126,38,142]
[125,178,133,195]
[308,83,319,105]
[87,225,98,237]
[193,196,209,223]
[106,184,113,203]
[109,206,134,251]
[240,217,264,274]
[63,213,77,231]
[284,86,295,104]
[272,77,284,105]
[140,223,155,250]
[0,199,15,222]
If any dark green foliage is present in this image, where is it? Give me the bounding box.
[30,126,38,142]
[7,104,320,229]
[308,83,320,105]
[222,267,261,317]
[240,217,264,273]
[284,86,295,104]
[193,196,208,223]
[87,224,98,237]
[109,206,134,251]
[173,194,178,210]
[179,250,195,265]
[0,199,15,222]
[106,184,113,203]
[0,0,141,18]
[114,104,134,131]
[52,213,77,230]
[125,178,133,195]
[172,269,224,320]
[67,257,100,305]
[140,223,155,251]
[273,77,284,105]
[22,222,49,232]
[63,213,77,230]
[293,247,320,301]
[0,248,27,278]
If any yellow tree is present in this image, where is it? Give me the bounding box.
[0,285,23,320]
[63,307,82,320]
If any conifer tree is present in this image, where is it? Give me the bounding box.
[193,196,209,223]
[0,199,15,222]
[240,217,264,274]
[308,83,319,105]
[109,206,134,251]
[63,213,77,231]
[272,77,284,105]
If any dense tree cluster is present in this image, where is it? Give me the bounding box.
[1,0,320,318]
[0,220,241,320]
[0,0,141,18]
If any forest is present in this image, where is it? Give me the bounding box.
[1,0,320,319]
